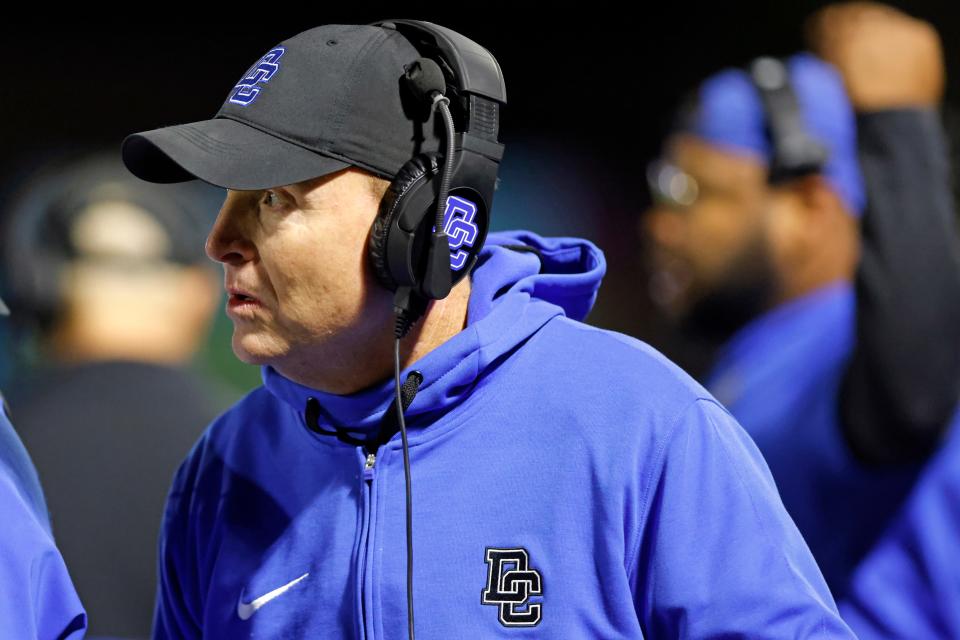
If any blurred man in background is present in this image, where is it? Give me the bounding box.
[641,1,960,598]
[0,295,86,638]
[812,9,960,633]
[0,151,234,639]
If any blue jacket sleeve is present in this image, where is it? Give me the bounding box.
[839,413,960,638]
[632,398,855,638]
[0,468,87,639]
[152,453,203,640]
[840,108,960,463]
[0,408,86,639]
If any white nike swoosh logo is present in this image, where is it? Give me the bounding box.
[237,572,310,621]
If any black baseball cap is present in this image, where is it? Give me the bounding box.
[122,23,443,190]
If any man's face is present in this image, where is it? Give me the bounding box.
[205,167,392,371]
[641,135,779,338]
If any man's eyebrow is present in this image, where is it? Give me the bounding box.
[226,189,274,207]
[249,186,295,200]
[275,184,304,199]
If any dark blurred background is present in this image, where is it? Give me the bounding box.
[0,5,956,638]
[3,2,957,386]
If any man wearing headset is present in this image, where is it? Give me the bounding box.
[122,20,854,638]
[642,2,960,599]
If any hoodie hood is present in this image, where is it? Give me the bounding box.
[263,230,606,440]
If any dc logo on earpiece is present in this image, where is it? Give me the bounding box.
[442,195,479,270]
[229,46,286,106]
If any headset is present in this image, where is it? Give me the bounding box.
[366,19,507,336]
[364,20,507,640]
[747,56,828,183]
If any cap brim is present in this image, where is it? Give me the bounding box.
[121,117,351,190]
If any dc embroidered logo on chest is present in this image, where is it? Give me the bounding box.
[481,547,543,627]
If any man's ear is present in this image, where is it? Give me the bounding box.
[792,174,847,220]
[773,174,847,246]
[769,173,858,282]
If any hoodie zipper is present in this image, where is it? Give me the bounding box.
[358,449,378,639]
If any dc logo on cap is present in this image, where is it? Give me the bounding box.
[229,46,286,107]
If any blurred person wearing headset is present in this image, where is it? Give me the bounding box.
[642,1,960,598]
[1,151,233,639]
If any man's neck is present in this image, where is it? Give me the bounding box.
[401,278,472,372]
[275,279,472,395]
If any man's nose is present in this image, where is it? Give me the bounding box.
[205,196,256,265]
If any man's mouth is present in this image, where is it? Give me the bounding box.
[227,287,263,310]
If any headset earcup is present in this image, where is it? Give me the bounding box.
[368,153,441,290]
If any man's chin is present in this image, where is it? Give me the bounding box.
[677,279,774,344]
[231,330,285,366]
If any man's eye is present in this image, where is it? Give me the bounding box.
[262,191,282,208]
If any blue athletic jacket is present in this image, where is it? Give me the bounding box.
[0,396,86,639]
[706,282,920,596]
[154,231,853,639]
[839,419,960,638]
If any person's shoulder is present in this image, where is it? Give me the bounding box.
[532,315,713,406]
[511,315,727,446]
[0,459,53,557]
[0,455,87,638]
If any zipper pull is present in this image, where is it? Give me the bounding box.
[363,452,376,481]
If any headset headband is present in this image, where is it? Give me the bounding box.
[371,19,506,153]
[749,57,828,183]
[374,20,506,103]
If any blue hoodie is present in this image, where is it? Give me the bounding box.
[0,396,86,639]
[839,420,960,638]
[154,231,853,639]
[706,282,921,596]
